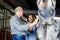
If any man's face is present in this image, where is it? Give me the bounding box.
[16,9,23,17]
[19,9,23,17]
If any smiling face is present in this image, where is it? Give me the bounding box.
[15,7,24,17]
[28,15,34,23]
[19,9,23,17]
[16,8,23,17]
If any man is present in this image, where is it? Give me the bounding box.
[10,7,38,40]
[36,0,59,40]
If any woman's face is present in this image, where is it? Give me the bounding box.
[28,15,34,23]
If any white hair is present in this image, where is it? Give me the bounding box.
[15,7,23,13]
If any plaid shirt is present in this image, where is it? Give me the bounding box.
[10,15,29,35]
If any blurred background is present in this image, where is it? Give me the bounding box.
[0,0,60,40]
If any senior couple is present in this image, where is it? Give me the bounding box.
[10,6,38,40]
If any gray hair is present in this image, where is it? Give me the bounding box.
[15,7,23,13]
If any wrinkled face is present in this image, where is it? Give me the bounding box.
[28,15,34,23]
[19,9,23,17]
[16,9,23,17]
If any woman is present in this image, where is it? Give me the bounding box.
[26,14,37,40]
